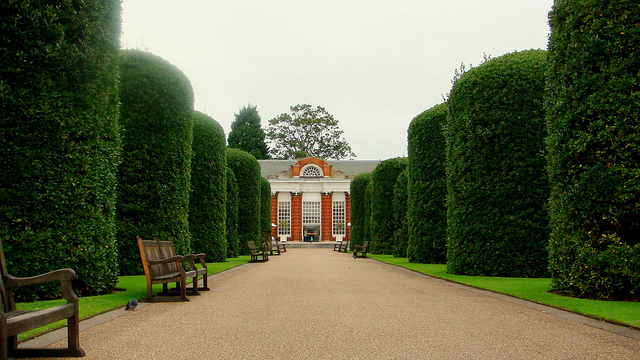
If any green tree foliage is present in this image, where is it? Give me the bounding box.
[407,104,448,264]
[225,167,239,258]
[349,173,372,250]
[266,104,356,160]
[226,149,261,255]
[116,50,194,275]
[392,168,409,258]
[370,158,408,255]
[446,50,549,277]
[546,1,640,299]
[227,104,270,160]
[364,181,373,244]
[260,177,272,245]
[0,0,121,300]
[189,111,227,262]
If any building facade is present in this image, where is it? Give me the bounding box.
[258,157,380,242]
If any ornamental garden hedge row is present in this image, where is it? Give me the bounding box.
[370,157,408,254]
[546,0,640,298]
[446,50,549,277]
[226,149,261,255]
[407,104,448,264]
[364,181,373,245]
[349,173,372,249]
[225,167,239,258]
[189,111,227,262]
[116,50,194,275]
[260,177,272,245]
[0,0,122,300]
[392,168,409,258]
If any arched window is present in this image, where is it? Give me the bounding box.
[301,165,323,178]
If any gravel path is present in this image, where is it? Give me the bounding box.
[25,248,640,359]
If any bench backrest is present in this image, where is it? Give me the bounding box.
[247,241,259,255]
[137,237,179,278]
[0,241,15,315]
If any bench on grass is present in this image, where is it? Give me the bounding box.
[247,241,268,262]
[0,241,85,360]
[353,241,369,258]
[137,237,208,302]
[333,241,349,252]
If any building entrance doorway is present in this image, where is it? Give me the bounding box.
[303,225,320,242]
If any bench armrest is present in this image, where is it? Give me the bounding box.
[4,268,76,289]
[184,253,207,267]
[148,255,184,266]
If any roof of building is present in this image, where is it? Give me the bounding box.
[257,159,380,179]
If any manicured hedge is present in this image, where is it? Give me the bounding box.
[260,177,272,245]
[0,1,122,300]
[189,111,227,262]
[407,104,448,264]
[392,168,409,258]
[446,50,549,277]
[225,167,239,258]
[546,1,640,298]
[226,149,261,255]
[370,158,408,255]
[364,181,373,245]
[349,173,372,249]
[116,50,194,275]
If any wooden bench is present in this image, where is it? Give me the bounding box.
[0,241,85,359]
[333,241,349,252]
[353,241,369,258]
[137,237,208,302]
[247,241,268,262]
[272,238,286,253]
[265,238,280,255]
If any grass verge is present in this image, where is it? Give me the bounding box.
[369,255,640,329]
[16,256,250,341]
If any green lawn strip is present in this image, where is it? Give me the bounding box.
[16,256,250,341]
[370,255,640,329]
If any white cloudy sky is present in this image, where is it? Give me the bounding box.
[121,0,554,160]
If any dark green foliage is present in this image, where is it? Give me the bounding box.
[370,158,408,255]
[407,104,448,264]
[363,181,373,245]
[116,50,194,275]
[0,0,121,301]
[260,177,272,245]
[349,173,372,250]
[446,50,549,277]
[225,167,239,258]
[228,104,270,160]
[226,149,261,255]
[392,168,409,258]
[546,0,640,298]
[189,111,227,262]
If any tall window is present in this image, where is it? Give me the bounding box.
[332,201,346,235]
[278,201,291,235]
[302,201,321,224]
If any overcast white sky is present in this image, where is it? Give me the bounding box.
[121,0,554,160]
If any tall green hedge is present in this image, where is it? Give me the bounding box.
[189,111,227,262]
[407,104,448,264]
[370,158,408,254]
[546,1,640,298]
[392,168,409,258]
[260,177,272,245]
[116,50,194,275]
[226,148,261,255]
[446,50,549,277]
[225,167,239,258]
[0,1,122,300]
[349,173,372,249]
[364,181,373,245]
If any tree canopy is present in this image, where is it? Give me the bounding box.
[227,104,269,159]
[266,104,355,160]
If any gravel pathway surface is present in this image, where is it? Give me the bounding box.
[24,248,640,359]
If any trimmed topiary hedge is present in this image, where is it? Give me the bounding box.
[546,1,640,299]
[446,50,549,277]
[0,1,122,300]
[225,167,239,258]
[260,177,272,245]
[370,157,408,255]
[226,148,261,255]
[392,168,409,258]
[349,173,372,250]
[116,50,194,275]
[189,111,227,262]
[407,104,448,264]
[364,181,373,245]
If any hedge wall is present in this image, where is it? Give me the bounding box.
[349,173,372,249]
[392,168,409,258]
[189,111,227,262]
[407,104,448,264]
[226,148,261,255]
[446,50,549,277]
[364,181,373,245]
[116,50,194,275]
[225,167,239,258]
[260,177,272,245]
[0,1,122,300]
[546,0,640,298]
[370,158,408,254]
